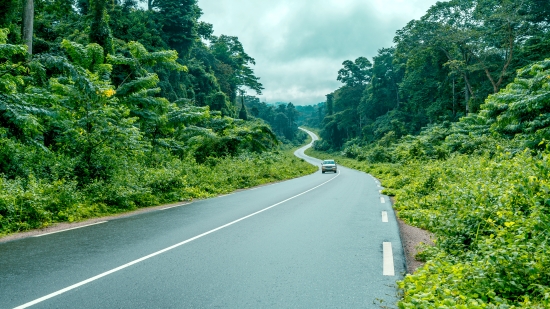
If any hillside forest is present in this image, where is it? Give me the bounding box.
[305,0,550,308]
[0,0,315,235]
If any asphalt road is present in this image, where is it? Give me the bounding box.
[0,129,405,308]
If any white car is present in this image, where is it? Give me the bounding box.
[321,160,337,173]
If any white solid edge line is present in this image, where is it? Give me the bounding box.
[217,193,233,198]
[161,202,192,210]
[383,242,395,276]
[14,173,341,309]
[33,221,108,237]
[380,196,386,203]
[382,211,388,223]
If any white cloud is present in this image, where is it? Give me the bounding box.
[197,0,442,105]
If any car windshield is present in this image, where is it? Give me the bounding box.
[323,160,335,164]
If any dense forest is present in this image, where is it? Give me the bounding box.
[307,0,550,308]
[240,97,312,144]
[0,0,315,234]
[314,0,550,150]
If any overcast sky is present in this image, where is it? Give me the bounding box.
[197,0,441,106]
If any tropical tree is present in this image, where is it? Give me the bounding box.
[337,56,372,87]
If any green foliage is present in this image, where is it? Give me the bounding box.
[89,0,114,55]
[0,28,303,238]
[305,59,550,307]
[0,150,317,235]
[307,59,550,306]
[306,145,550,308]
[209,35,264,99]
[0,0,19,30]
[238,95,248,120]
[155,0,200,57]
[240,98,304,144]
[393,151,550,309]
[315,0,550,151]
[337,57,372,87]
[481,59,550,136]
[0,31,52,141]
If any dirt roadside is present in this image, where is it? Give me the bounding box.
[390,196,435,273]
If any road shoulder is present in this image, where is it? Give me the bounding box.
[391,195,434,273]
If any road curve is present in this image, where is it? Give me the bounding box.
[0,129,405,308]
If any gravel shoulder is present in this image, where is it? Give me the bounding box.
[391,197,435,273]
[397,215,435,273]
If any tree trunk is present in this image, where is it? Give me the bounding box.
[394,80,399,109]
[452,77,456,116]
[21,0,34,55]
[465,83,469,114]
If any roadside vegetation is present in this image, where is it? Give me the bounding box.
[303,0,550,306]
[0,1,315,236]
[1,147,315,236]
[307,59,550,308]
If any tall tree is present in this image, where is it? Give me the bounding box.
[238,90,248,120]
[337,57,372,87]
[156,0,200,58]
[209,35,264,103]
[361,48,402,121]
[0,0,19,43]
[21,0,34,54]
[89,0,113,55]
[326,94,333,115]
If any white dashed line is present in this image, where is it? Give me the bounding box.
[380,197,385,203]
[382,211,388,222]
[383,242,395,276]
[33,221,107,237]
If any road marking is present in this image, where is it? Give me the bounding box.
[382,211,388,223]
[33,221,107,237]
[380,197,385,203]
[14,173,341,309]
[161,203,192,210]
[383,242,395,276]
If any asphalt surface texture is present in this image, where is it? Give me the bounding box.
[0,129,405,308]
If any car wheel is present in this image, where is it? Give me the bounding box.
[322,171,325,173]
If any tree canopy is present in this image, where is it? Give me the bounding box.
[313,0,550,150]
